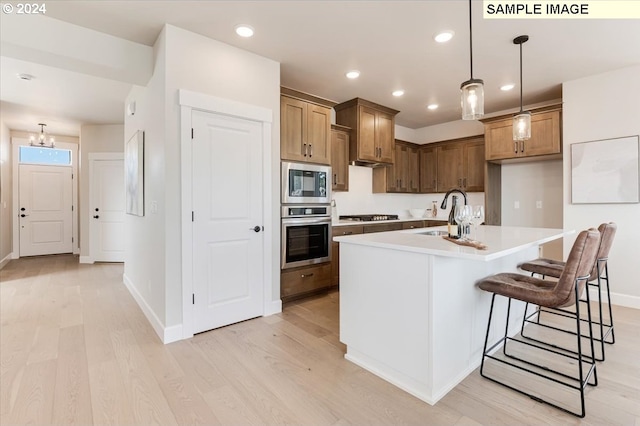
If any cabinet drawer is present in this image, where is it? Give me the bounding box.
[332,225,364,237]
[281,263,332,299]
[402,221,425,229]
[424,220,446,228]
[363,223,403,233]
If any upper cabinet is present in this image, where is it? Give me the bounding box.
[280,88,334,165]
[334,98,399,165]
[372,140,419,193]
[331,124,350,192]
[482,105,562,162]
[419,145,437,193]
[435,136,485,192]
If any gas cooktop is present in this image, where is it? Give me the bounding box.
[339,214,399,222]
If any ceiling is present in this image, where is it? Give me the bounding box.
[2,1,640,136]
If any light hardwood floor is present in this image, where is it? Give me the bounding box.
[1,254,639,425]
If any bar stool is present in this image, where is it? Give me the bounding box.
[519,222,617,361]
[478,228,601,418]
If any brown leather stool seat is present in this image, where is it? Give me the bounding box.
[519,222,617,361]
[478,228,601,418]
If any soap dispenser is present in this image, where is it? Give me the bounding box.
[431,201,438,218]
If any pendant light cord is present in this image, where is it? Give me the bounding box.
[519,42,523,112]
[468,0,473,78]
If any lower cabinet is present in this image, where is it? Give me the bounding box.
[281,263,333,303]
[402,220,425,229]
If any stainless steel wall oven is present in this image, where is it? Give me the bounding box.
[281,205,331,269]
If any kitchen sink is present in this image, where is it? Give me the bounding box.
[417,230,448,236]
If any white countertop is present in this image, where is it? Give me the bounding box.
[333,225,570,261]
[332,217,447,227]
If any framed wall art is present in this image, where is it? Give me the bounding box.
[571,135,639,204]
[125,130,145,216]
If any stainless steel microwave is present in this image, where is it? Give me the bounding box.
[281,161,331,204]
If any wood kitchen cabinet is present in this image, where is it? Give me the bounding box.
[334,98,399,165]
[419,145,437,193]
[435,136,485,192]
[331,225,364,286]
[331,124,350,192]
[281,263,333,303]
[483,106,562,161]
[280,88,334,165]
[372,140,420,193]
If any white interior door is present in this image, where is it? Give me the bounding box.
[192,110,264,334]
[19,164,73,256]
[91,158,125,262]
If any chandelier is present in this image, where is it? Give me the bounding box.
[30,123,55,148]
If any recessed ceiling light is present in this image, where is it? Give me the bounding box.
[346,70,360,79]
[392,90,405,97]
[17,73,35,81]
[434,31,455,43]
[235,25,254,38]
[501,84,515,91]
[427,104,439,110]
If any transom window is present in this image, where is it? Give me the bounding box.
[19,146,72,165]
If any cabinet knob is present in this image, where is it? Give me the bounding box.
[301,273,314,278]
[93,215,99,219]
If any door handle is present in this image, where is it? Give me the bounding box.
[303,143,307,157]
[93,215,100,219]
[520,140,525,153]
[301,273,314,278]
[20,214,28,218]
[309,144,312,157]
[251,226,263,232]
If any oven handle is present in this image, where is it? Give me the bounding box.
[282,217,332,226]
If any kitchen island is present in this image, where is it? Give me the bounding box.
[334,225,568,405]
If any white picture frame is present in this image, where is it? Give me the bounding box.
[125,130,145,216]
[571,135,639,204]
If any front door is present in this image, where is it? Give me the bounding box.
[19,164,73,256]
[90,158,125,262]
[191,110,264,334]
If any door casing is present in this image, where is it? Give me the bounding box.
[179,89,280,342]
[11,138,78,258]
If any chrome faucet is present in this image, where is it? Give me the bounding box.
[440,188,468,210]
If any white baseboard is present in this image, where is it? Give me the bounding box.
[264,299,282,316]
[79,256,94,264]
[0,253,12,270]
[589,287,640,310]
[122,273,183,344]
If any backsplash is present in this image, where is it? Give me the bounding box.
[332,165,485,220]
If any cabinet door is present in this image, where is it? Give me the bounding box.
[402,220,425,229]
[484,119,518,161]
[419,146,437,193]
[463,139,485,192]
[395,143,409,192]
[376,111,394,163]
[281,96,307,162]
[437,143,464,191]
[408,146,420,193]
[307,104,331,165]
[331,129,349,191]
[522,110,561,157]
[358,106,378,161]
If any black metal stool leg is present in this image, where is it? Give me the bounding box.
[602,262,615,344]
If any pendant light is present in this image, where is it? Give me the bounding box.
[460,0,484,120]
[513,35,531,141]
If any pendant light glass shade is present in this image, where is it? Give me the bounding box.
[513,111,531,141]
[460,0,484,120]
[461,78,485,120]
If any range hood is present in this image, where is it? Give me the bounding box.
[350,160,390,168]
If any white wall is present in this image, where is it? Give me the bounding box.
[563,65,640,308]
[501,160,563,260]
[79,124,124,258]
[0,120,11,268]
[124,24,280,338]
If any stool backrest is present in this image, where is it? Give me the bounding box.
[555,228,601,308]
[588,222,617,281]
